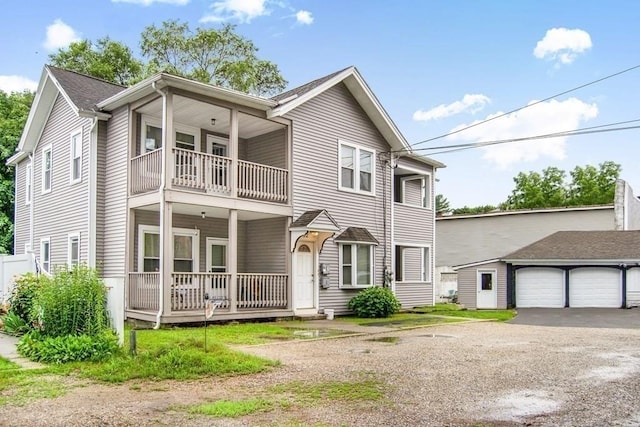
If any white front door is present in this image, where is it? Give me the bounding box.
[477,269,497,309]
[206,238,228,300]
[293,241,315,309]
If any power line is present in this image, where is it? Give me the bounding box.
[419,123,640,156]
[409,63,640,149]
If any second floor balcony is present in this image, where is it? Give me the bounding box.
[128,90,290,204]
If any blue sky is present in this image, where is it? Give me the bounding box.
[2,0,639,208]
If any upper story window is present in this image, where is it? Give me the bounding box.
[141,115,200,154]
[25,162,32,205]
[41,238,50,273]
[395,175,431,209]
[338,140,375,194]
[68,233,80,267]
[42,145,52,194]
[70,128,83,183]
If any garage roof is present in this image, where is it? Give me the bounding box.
[503,230,640,261]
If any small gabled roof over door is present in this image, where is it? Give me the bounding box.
[290,209,341,253]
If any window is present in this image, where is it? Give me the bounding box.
[70,129,82,183]
[395,245,430,282]
[339,243,374,287]
[138,225,199,273]
[68,234,80,267]
[25,162,32,204]
[396,175,431,208]
[42,145,52,193]
[40,238,50,273]
[338,141,375,194]
[141,116,200,153]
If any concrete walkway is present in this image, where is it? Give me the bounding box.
[0,333,43,369]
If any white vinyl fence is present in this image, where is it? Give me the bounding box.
[0,253,37,303]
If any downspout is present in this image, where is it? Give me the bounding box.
[432,169,437,305]
[152,81,167,329]
[28,153,34,254]
[88,117,98,268]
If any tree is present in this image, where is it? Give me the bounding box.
[451,205,498,215]
[0,90,34,254]
[569,161,621,206]
[49,38,144,85]
[505,166,567,209]
[435,194,451,214]
[140,21,287,96]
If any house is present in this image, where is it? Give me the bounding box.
[436,180,640,303]
[7,65,444,325]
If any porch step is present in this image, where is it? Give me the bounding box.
[293,314,328,321]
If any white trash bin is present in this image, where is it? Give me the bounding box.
[325,308,334,320]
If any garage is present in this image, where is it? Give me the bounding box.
[515,267,564,308]
[569,268,621,308]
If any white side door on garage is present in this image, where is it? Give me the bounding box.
[516,268,565,308]
[569,268,621,308]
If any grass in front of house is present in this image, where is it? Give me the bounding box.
[184,375,385,419]
[412,303,516,322]
[337,312,467,327]
[0,357,17,371]
[0,367,72,406]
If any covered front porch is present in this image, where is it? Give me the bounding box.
[125,203,293,323]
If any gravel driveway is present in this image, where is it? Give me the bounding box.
[3,321,640,426]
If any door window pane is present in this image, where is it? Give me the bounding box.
[481,273,493,290]
[210,245,226,272]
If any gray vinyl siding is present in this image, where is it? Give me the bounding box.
[285,82,392,313]
[245,217,287,273]
[102,106,129,277]
[394,203,434,243]
[245,128,286,169]
[403,178,422,206]
[395,282,433,308]
[457,261,507,309]
[32,94,90,268]
[402,247,422,281]
[96,121,107,268]
[436,208,614,268]
[14,160,30,253]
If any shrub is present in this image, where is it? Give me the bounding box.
[17,330,119,364]
[32,265,111,338]
[347,286,401,318]
[7,273,41,325]
[1,311,31,336]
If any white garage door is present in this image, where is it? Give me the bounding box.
[627,268,640,307]
[516,268,565,308]
[569,268,621,308]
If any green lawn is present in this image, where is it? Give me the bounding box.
[0,357,17,371]
[412,303,516,322]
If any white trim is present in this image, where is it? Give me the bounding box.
[395,244,431,283]
[338,242,376,288]
[40,237,50,273]
[337,139,376,196]
[399,174,432,209]
[140,114,201,154]
[476,268,498,309]
[437,204,614,221]
[137,224,200,273]
[25,162,32,205]
[69,127,83,184]
[390,161,396,292]
[205,237,228,272]
[292,238,317,310]
[41,144,52,194]
[24,242,31,254]
[431,170,436,304]
[504,259,639,266]
[452,258,502,270]
[88,118,98,268]
[67,232,80,267]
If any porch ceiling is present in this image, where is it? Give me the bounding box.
[136,203,285,221]
[136,95,284,139]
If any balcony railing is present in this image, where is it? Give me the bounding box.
[130,148,288,203]
[128,272,288,313]
[238,160,288,203]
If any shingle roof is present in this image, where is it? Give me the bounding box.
[271,66,352,104]
[46,65,126,112]
[504,230,640,260]
[334,227,379,244]
[291,210,325,227]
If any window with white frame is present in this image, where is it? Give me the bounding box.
[42,145,52,193]
[68,234,80,267]
[395,245,430,282]
[25,162,32,204]
[40,238,50,273]
[338,141,375,194]
[138,225,199,273]
[339,243,375,287]
[70,129,82,183]
[397,175,431,209]
[141,116,200,153]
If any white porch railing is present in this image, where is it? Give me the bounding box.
[172,148,231,193]
[237,273,288,309]
[129,272,160,310]
[171,272,230,311]
[131,150,162,194]
[238,160,288,203]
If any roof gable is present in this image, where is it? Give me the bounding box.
[290,209,340,231]
[46,66,125,112]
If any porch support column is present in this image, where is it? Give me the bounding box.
[230,108,238,198]
[160,201,173,316]
[285,217,292,310]
[228,209,238,312]
[126,208,136,310]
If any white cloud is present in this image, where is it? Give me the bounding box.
[447,98,598,168]
[0,75,38,93]
[43,19,81,51]
[413,94,491,121]
[533,28,592,65]
[295,10,313,25]
[200,0,269,23]
[112,0,189,4]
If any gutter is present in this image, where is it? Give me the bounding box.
[88,117,99,268]
[152,81,166,330]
